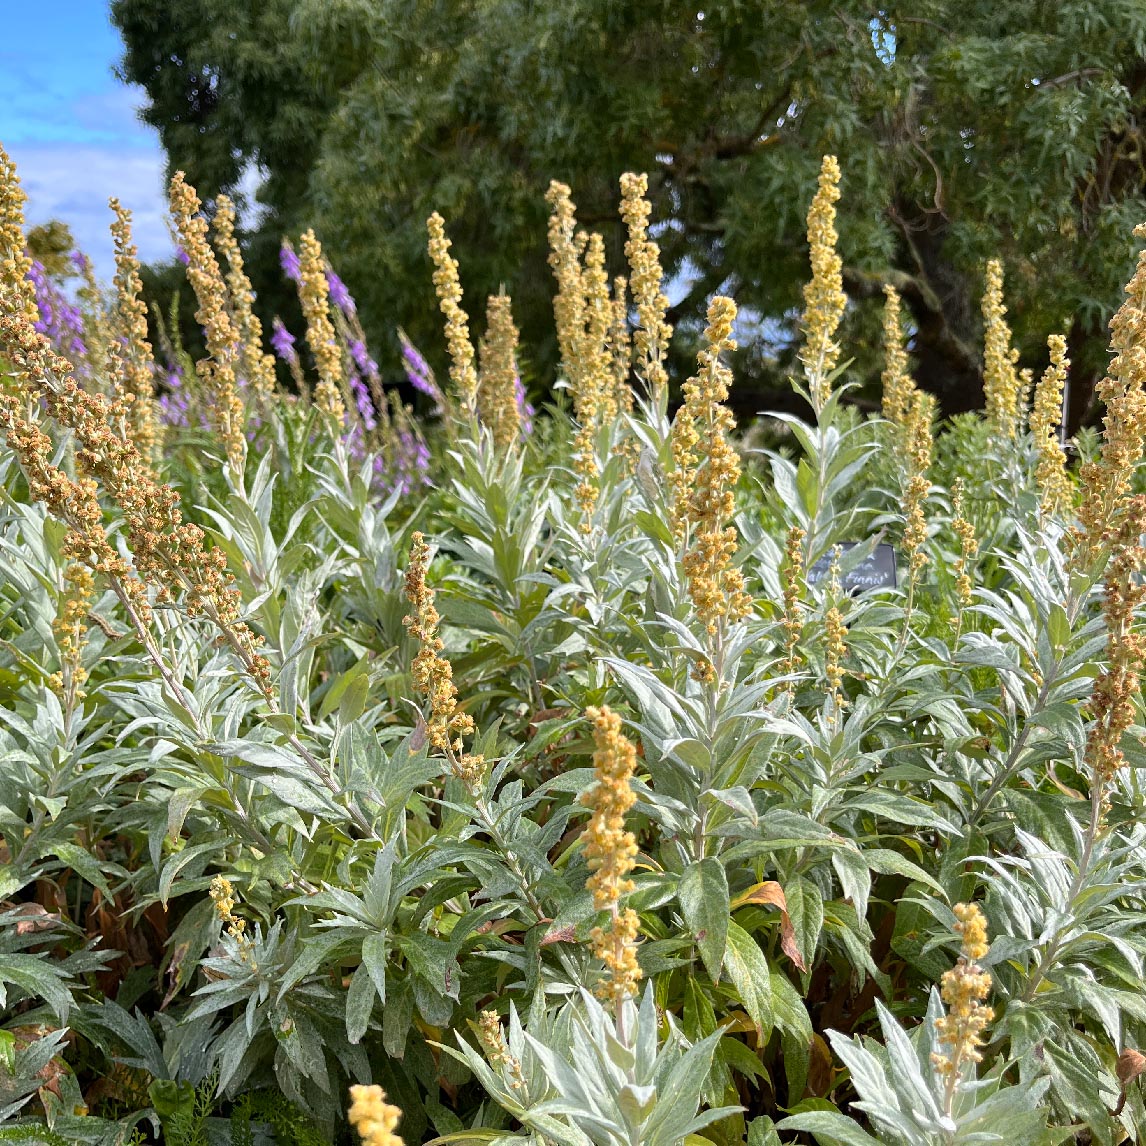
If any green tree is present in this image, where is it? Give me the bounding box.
[113,0,1146,423]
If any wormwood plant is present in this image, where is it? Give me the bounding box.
[1,138,1146,1146]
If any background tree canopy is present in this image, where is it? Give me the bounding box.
[113,0,1146,424]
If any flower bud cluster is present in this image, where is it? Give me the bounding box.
[348,1084,404,1146]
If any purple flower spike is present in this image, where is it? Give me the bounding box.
[349,372,377,431]
[515,372,534,436]
[70,250,89,274]
[280,243,300,282]
[270,317,299,364]
[325,269,355,314]
[401,343,438,399]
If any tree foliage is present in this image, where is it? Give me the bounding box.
[112,0,1146,419]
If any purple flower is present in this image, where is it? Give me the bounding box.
[27,259,88,370]
[325,269,355,314]
[280,243,300,282]
[514,373,534,436]
[159,368,190,428]
[401,341,441,401]
[70,250,89,274]
[349,338,378,377]
[176,247,191,266]
[349,372,377,431]
[270,318,299,365]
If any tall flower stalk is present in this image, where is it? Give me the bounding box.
[800,155,846,416]
[295,229,347,421]
[933,903,994,1117]
[580,705,642,1020]
[403,531,484,790]
[109,198,159,463]
[670,297,752,678]
[981,259,1022,440]
[478,292,523,451]
[427,212,479,420]
[619,172,672,405]
[1029,334,1072,517]
[168,172,247,472]
[213,194,277,418]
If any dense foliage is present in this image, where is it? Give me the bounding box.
[111,0,1146,420]
[3,138,1146,1146]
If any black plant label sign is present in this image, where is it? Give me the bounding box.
[807,542,897,592]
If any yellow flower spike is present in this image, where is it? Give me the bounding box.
[800,155,847,413]
[544,183,616,525]
[1029,334,1072,517]
[580,705,642,1005]
[213,195,277,417]
[348,1085,404,1146]
[403,532,485,789]
[427,212,479,415]
[670,296,752,647]
[881,284,917,428]
[168,172,247,470]
[951,479,979,615]
[296,228,346,421]
[109,199,159,463]
[781,525,807,689]
[932,903,994,1113]
[1072,224,1146,568]
[981,259,1022,440]
[619,172,672,403]
[901,391,935,578]
[48,563,95,700]
[0,143,38,327]
[478,292,523,452]
[823,549,848,708]
[608,274,633,415]
[1085,499,1146,827]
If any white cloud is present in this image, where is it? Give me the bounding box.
[8,140,173,278]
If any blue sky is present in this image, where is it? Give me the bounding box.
[0,2,172,276]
